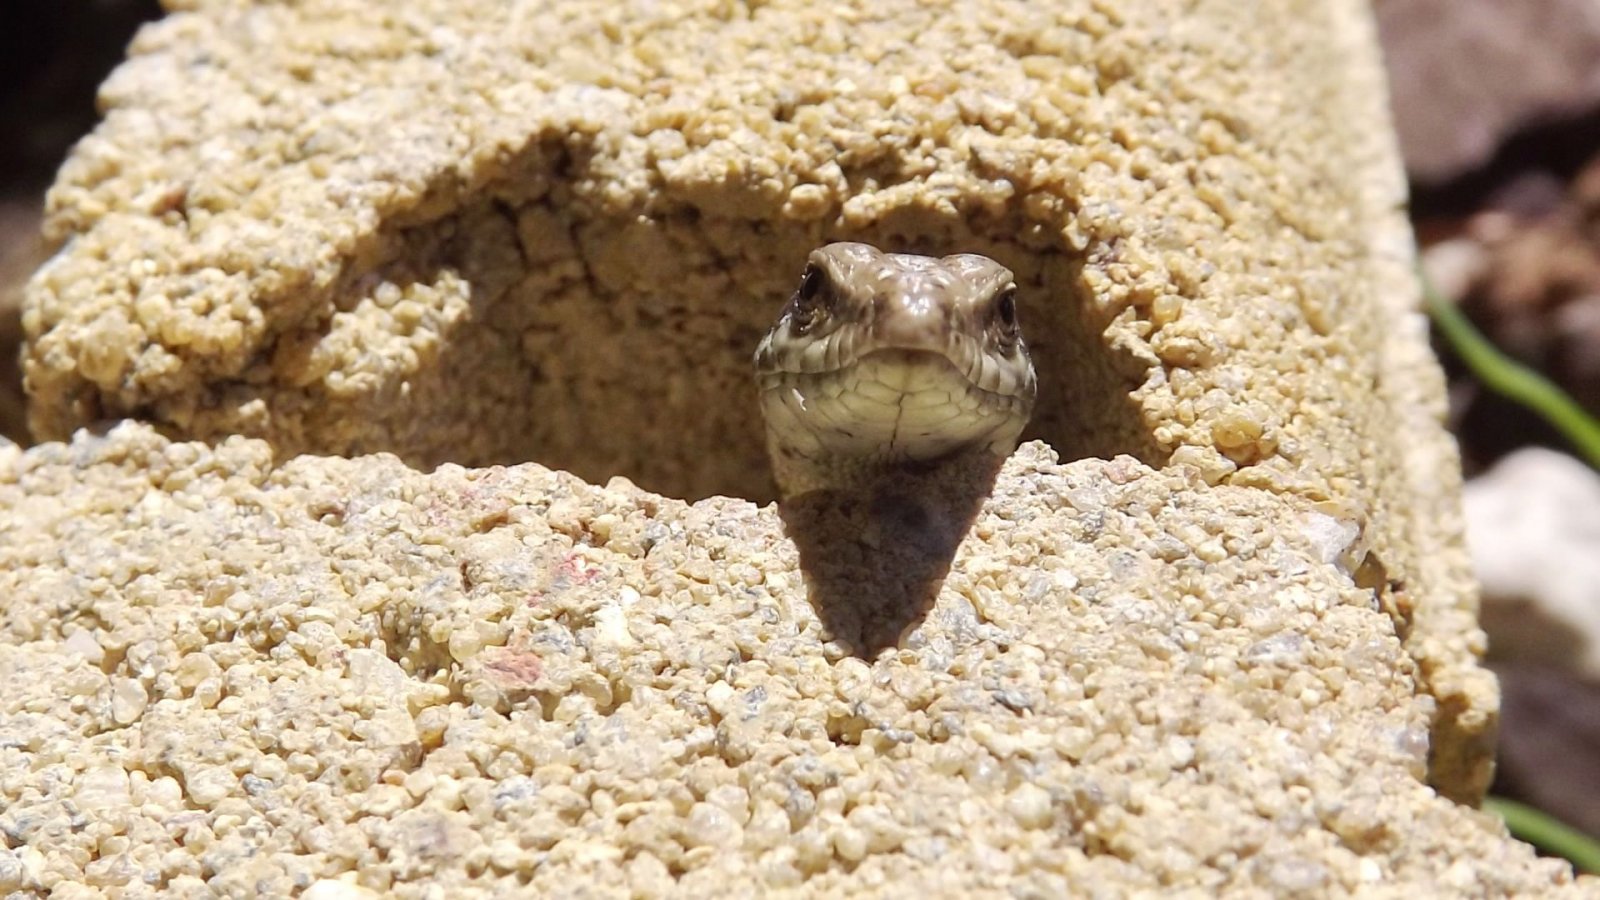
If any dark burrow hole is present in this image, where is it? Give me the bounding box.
[18,151,1164,505]
[330,202,1167,504]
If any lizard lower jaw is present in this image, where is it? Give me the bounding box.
[758,350,1030,463]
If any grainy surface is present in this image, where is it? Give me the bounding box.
[14,0,1426,512]
[0,426,1582,897]
[19,0,1496,801]
[2,0,1544,892]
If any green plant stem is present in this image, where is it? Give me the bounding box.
[1486,796,1600,874]
[1422,272,1600,469]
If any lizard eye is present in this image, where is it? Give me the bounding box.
[797,264,825,309]
[996,288,1019,333]
[789,263,829,332]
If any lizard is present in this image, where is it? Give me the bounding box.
[753,242,1038,501]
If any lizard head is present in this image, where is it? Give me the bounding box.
[753,242,1037,495]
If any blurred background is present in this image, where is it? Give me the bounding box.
[1,0,1596,854]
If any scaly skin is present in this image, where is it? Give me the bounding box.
[754,242,1038,499]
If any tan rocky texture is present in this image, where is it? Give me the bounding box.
[0,426,1585,897]
[6,0,1535,890]
[20,0,1498,804]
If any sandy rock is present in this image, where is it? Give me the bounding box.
[1,0,1552,893]
[18,0,1496,806]
[0,425,1582,896]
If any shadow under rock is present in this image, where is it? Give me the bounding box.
[778,449,1005,659]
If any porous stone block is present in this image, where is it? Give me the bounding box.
[0,427,1581,896]
[5,0,1546,892]
[22,0,1494,799]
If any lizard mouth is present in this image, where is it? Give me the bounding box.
[756,348,1032,463]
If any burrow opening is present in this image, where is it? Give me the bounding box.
[281,194,1168,504]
